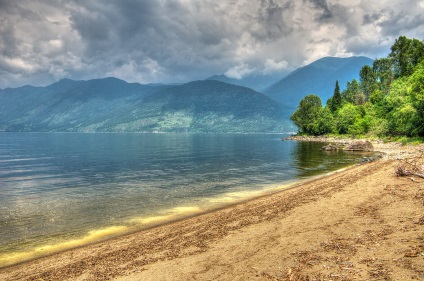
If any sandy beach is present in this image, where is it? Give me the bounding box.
[1,140,423,280]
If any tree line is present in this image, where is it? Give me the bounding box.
[290,36,424,139]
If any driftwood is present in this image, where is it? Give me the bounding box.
[395,150,424,179]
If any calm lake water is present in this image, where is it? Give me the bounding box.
[0,133,372,267]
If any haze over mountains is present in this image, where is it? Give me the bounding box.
[0,56,372,133]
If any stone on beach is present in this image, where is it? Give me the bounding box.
[344,140,374,151]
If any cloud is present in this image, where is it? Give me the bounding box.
[225,63,256,79]
[307,0,333,21]
[252,0,294,40]
[263,59,289,74]
[0,0,423,88]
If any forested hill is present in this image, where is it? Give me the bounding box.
[290,36,424,139]
[264,56,374,117]
[0,79,289,133]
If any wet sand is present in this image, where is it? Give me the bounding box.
[1,140,423,280]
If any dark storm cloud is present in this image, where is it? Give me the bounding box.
[362,7,424,36]
[307,0,333,21]
[379,12,424,37]
[363,10,385,25]
[254,0,294,40]
[67,1,237,82]
[0,19,19,58]
[0,0,423,88]
[0,1,43,58]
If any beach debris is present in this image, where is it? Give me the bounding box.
[396,150,424,179]
[344,140,374,152]
[360,154,384,163]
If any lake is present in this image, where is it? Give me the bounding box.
[0,133,371,267]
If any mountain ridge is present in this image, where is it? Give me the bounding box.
[0,79,289,133]
[0,56,374,132]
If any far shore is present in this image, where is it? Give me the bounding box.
[0,138,423,280]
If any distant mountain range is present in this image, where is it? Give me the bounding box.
[0,56,373,133]
[0,78,289,133]
[263,56,374,117]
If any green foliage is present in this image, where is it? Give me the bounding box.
[407,61,424,136]
[372,58,393,94]
[359,65,377,99]
[390,104,417,136]
[291,35,424,140]
[316,107,335,135]
[336,103,360,134]
[328,81,342,112]
[290,95,323,135]
[390,36,424,78]
[341,79,361,104]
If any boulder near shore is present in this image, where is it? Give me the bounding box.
[344,140,374,151]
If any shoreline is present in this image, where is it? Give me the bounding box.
[0,167,351,269]
[1,140,423,280]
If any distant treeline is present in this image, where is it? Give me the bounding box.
[291,36,424,140]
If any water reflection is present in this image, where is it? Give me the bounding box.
[292,141,374,178]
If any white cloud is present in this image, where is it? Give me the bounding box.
[225,63,255,79]
[263,59,289,74]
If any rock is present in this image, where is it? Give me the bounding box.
[322,144,339,151]
[344,140,373,152]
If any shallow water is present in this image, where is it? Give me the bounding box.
[0,133,372,267]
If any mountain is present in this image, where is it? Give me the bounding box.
[205,72,288,92]
[0,78,289,133]
[0,77,158,132]
[263,56,374,117]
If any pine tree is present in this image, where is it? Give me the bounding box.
[329,81,342,112]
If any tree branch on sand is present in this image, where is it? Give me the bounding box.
[395,150,424,178]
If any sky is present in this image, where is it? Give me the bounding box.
[1,0,423,89]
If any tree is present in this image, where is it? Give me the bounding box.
[290,36,424,138]
[359,65,377,99]
[408,61,424,136]
[342,79,361,104]
[390,104,417,136]
[291,94,323,135]
[354,92,366,105]
[390,36,424,78]
[373,58,393,94]
[328,81,342,112]
[336,103,360,134]
[316,107,334,135]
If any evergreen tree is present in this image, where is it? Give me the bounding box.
[328,81,342,112]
